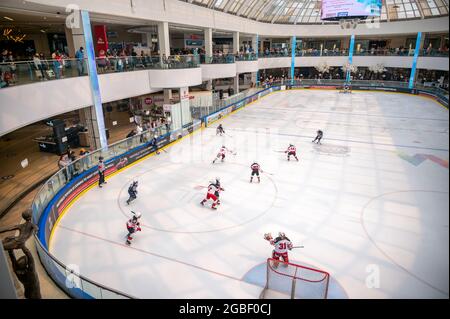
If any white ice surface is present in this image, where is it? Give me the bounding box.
[50,90,449,298]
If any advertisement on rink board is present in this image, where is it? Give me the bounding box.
[40,119,205,245]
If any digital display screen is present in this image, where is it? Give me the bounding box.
[321,0,382,20]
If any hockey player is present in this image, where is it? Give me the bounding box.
[126,181,138,205]
[264,232,293,268]
[312,130,323,144]
[285,144,299,161]
[250,162,262,183]
[200,180,224,210]
[125,212,142,245]
[212,145,233,164]
[213,177,225,205]
[216,124,225,136]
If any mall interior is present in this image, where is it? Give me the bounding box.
[0,0,448,299]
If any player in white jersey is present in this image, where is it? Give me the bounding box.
[212,145,232,164]
[285,144,299,161]
[264,232,293,268]
[200,180,224,210]
[125,212,142,245]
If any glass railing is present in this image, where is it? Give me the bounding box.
[0,55,200,88]
[295,50,348,57]
[419,49,449,57]
[260,51,291,58]
[34,235,135,299]
[235,53,258,61]
[0,58,88,87]
[353,50,414,56]
[200,54,235,64]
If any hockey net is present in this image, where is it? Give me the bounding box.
[259,258,330,299]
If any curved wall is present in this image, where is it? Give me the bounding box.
[236,61,259,73]
[148,68,203,88]
[200,63,237,80]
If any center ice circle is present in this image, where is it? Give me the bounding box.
[117,162,278,233]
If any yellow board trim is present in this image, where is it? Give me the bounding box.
[48,86,447,249]
[47,89,273,250]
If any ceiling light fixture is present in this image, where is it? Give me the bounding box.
[3,16,14,21]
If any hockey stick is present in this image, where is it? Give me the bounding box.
[273,150,286,153]
[291,245,304,249]
[262,171,274,176]
[225,133,233,138]
[194,185,207,190]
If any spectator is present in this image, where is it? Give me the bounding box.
[58,154,71,181]
[75,47,85,75]
[98,156,107,188]
[33,54,46,80]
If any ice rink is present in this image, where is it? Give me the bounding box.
[50,89,449,298]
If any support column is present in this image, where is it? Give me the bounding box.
[65,23,86,57]
[141,32,153,52]
[157,21,171,58]
[253,34,259,86]
[290,36,296,84]
[204,28,213,57]
[233,31,240,54]
[234,74,239,95]
[80,10,107,149]
[346,34,356,83]
[409,32,423,89]
[164,89,173,104]
[206,80,213,91]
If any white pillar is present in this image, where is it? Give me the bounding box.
[233,31,240,54]
[234,74,239,94]
[206,80,213,91]
[204,28,213,57]
[164,89,173,104]
[158,21,171,58]
[65,23,86,57]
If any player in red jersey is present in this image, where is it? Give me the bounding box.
[125,212,142,245]
[285,144,299,161]
[250,162,262,183]
[264,232,293,268]
[200,180,224,210]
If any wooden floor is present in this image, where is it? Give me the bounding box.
[0,120,136,216]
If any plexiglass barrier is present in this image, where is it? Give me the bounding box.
[31,80,447,298]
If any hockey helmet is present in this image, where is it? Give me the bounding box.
[132,211,142,219]
[278,232,286,238]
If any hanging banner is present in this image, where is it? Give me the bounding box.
[94,25,109,54]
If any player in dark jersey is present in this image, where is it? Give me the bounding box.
[250,162,262,183]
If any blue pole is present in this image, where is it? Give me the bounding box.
[255,34,259,86]
[81,10,108,149]
[291,36,296,85]
[409,32,422,89]
[346,34,355,83]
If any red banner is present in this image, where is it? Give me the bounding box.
[94,25,108,55]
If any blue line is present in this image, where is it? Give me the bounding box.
[226,128,449,152]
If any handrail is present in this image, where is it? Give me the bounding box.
[34,233,137,299]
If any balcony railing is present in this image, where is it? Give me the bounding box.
[200,54,235,64]
[0,55,200,88]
